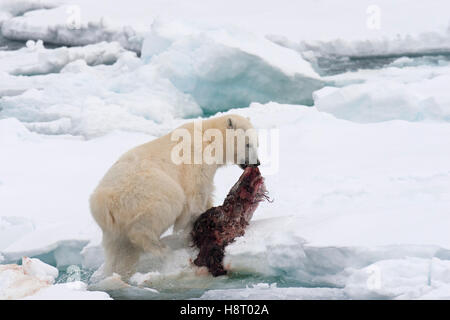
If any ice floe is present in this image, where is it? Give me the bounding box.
[142,21,324,113]
[1,5,143,52]
[0,20,324,137]
[315,61,450,122]
[2,0,450,300]
[0,256,106,300]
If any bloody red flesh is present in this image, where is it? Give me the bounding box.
[191,166,268,276]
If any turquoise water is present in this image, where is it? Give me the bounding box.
[51,261,344,300]
[99,271,326,300]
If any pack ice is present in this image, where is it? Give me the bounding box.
[2,102,450,299]
[0,256,109,299]
[0,14,324,137]
[1,0,450,300]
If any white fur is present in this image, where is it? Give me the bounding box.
[90,114,256,279]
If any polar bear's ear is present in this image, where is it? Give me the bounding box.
[227,118,235,129]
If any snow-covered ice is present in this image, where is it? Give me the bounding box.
[0,48,199,137]
[1,5,143,52]
[2,102,450,299]
[0,18,324,137]
[3,0,450,53]
[0,256,109,299]
[0,40,125,76]
[0,0,58,17]
[0,261,53,299]
[141,21,323,112]
[23,280,111,300]
[314,60,450,122]
[200,283,346,300]
[1,0,450,300]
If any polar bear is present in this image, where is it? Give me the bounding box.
[90,114,259,279]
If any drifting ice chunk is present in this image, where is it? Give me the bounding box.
[0,264,49,299]
[0,216,35,251]
[0,41,125,75]
[0,257,57,299]
[1,6,143,52]
[89,273,131,292]
[24,281,111,300]
[0,256,108,300]
[192,166,268,276]
[0,118,36,144]
[0,54,201,137]
[142,21,324,112]
[21,256,58,283]
[200,284,346,300]
[269,30,450,60]
[1,19,324,138]
[314,82,449,123]
[81,241,105,270]
[0,221,90,266]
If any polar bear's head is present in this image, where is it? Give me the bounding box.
[172,114,260,168]
[205,114,260,169]
[225,115,260,169]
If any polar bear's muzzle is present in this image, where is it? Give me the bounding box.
[239,158,261,170]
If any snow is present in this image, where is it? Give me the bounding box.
[2,1,450,136]
[314,82,445,123]
[200,283,346,300]
[0,119,153,264]
[9,0,448,44]
[0,50,200,137]
[272,30,450,59]
[200,257,450,300]
[143,20,320,78]
[0,263,50,299]
[142,22,323,112]
[0,216,35,250]
[0,20,323,137]
[0,11,11,25]
[1,5,143,52]
[0,245,108,300]
[0,40,125,75]
[0,0,58,17]
[2,102,450,299]
[2,0,449,59]
[0,256,108,300]
[344,257,450,299]
[23,281,111,300]
[315,59,450,122]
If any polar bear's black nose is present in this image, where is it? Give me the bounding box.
[240,159,260,169]
[249,159,261,167]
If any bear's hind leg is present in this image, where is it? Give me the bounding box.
[127,197,184,256]
[125,169,186,255]
[102,232,141,280]
[127,213,168,255]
